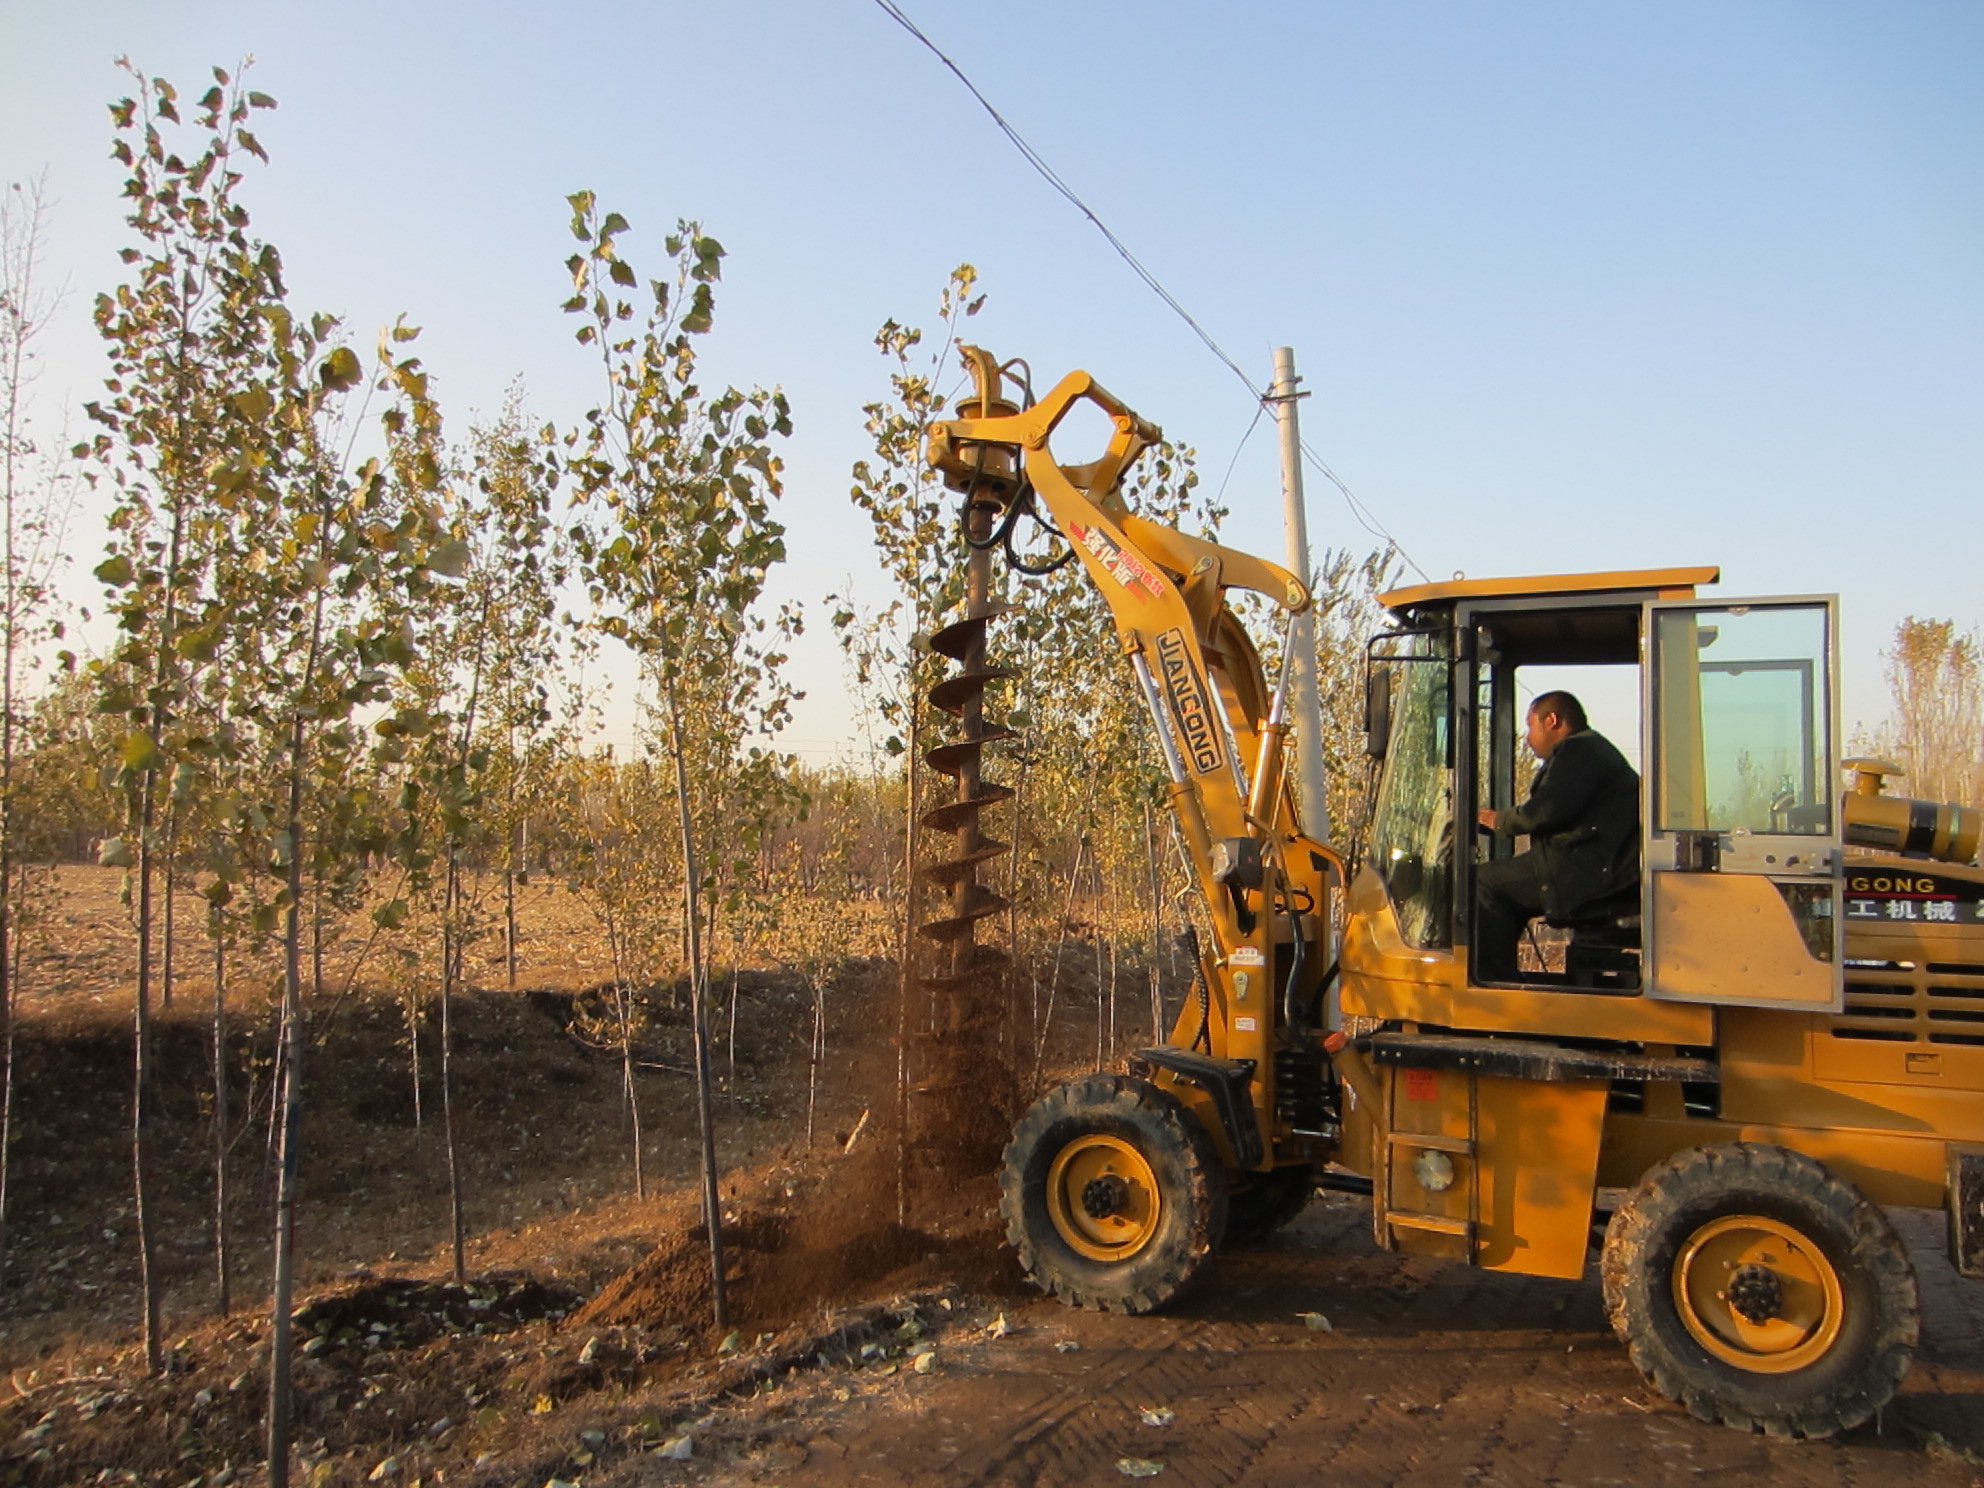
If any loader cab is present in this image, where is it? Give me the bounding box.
[1356,566,1845,1023]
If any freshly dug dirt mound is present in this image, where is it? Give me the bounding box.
[293,1272,580,1356]
[576,1145,1021,1339]
[578,1211,945,1333]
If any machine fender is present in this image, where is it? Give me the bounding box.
[1130,1048,1262,1169]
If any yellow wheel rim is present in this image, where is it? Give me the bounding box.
[1045,1134,1161,1262]
[1672,1214,1845,1374]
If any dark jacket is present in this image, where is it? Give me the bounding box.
[1496,729,1640,920]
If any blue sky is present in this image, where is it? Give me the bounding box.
[5,1,1979,760]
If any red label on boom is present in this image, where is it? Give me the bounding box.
[1067,523,1165,597]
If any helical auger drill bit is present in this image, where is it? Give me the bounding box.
[920,605,1016,1006]
[908,348,1024,1171]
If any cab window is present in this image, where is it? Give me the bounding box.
[1368,631,1454,949]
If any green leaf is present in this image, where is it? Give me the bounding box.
[232,386,273,420]
[682,283,714,335]
[120,732,161,771]
[319,346,363,392]
[372,899,409,930]
[425,539,472,578]
[382,619,417,666]
[97,837,136,869]
[95,554,135,587]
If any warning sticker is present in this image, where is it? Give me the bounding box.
[1403,1068,1439,1102]
[1229,945,1265,967]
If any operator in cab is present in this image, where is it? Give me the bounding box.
[1473,690,1639,983]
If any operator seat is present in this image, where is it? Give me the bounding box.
[1546,885,1642,990]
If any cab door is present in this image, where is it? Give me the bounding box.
[1641,598,1843,1011]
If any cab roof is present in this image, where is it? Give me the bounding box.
[1379,565,1720,613]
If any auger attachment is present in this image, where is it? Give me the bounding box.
[917,346,1025,1004]
[903,352,1027,1182]
[919,605,1015,998]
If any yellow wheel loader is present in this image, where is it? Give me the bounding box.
[920,347,1984,1439]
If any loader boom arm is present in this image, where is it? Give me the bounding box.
[929,350,1342,1166]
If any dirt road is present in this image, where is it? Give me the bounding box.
[718,1196,1984,1488]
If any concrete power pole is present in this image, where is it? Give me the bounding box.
[1271,346,1330,842]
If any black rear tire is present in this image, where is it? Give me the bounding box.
[998,1074,1227,1314]
[1225,1166,1316,1245]
[1601,1142,1918,1438]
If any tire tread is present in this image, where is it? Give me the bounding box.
[1600,1141,1918,1438]
[999,1074,1226,1314]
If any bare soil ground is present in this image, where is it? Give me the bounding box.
[3,868,1984,1487]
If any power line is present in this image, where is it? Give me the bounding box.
[867,0,1429,585]
[869,0,1259,399]
[1299,438,1425,579]
[1211,403,1266,514]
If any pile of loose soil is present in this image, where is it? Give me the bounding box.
[576,1147,1020,1340]
[292,1273,581,1357]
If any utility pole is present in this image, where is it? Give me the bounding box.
[1271,347,1330,842]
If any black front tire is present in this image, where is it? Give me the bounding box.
[998,1074,1227,1314]
[1601,1142,1918,1438]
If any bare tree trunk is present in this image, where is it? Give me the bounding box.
[311,875,324,999]
[504,819,520,989]
[1033,835,1088,1092]
[133,775,164,1375]
[1005,735,1029,1077]
[619,974,643,1198]
[440,852,467,1282]
[266,520,331,1488]
[268,726,309,1488]
[667,686,726,1330]
[0,873,14,1288]
[894,688,921,1229]
[211,932,230,1315]
[599,905,644,1200]
[1144,801,1164,1044]
[805,973,825,1150]
[263,978,284,1180]
[726,967,739,1091]
[1106,875,1118,1061]
[0,167,28,1297]
[161,814,177,1010]
[1094,862,1107,1072]
[408,992,424,1130]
